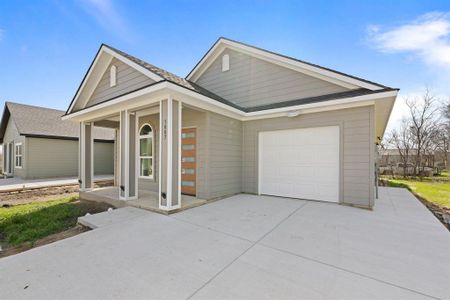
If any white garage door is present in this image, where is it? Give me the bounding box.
[259,126,340,202]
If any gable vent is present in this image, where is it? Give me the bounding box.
[222,54,230,72]
[110,65,117,87]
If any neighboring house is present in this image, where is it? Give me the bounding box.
[63,37,398,211]
[0,102,115,179]
[379,148,445,168]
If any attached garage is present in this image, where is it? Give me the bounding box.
[258,126,340,203]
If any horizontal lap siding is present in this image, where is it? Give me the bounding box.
[26,138,114,179]
[196,49,348,108]
[94,142,114,175]
[87,58,155,107]
[206,112,242,199]
[242,106,375,208]
[26,138,78,178]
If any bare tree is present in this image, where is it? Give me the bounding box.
[387,118,414,177]
[406,88,440,176]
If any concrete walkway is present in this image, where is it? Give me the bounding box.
[0,187,449,299]
[0,175,113,191]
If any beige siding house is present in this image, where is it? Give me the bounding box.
[63,37,397,212]
[0,102,114,179]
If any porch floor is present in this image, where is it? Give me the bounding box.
[80,186,207,214]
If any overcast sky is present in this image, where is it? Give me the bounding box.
[0,0,449,131]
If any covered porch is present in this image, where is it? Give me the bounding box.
[75,94,210,213]
[80,186,206,214]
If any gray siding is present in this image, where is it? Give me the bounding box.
[242,106,375,208]
[87,58,155,107]
[26,137,113,179]
[206,112,242,199]
[3,118,26,177]
[94,140,114,174]
[196,48,349,108]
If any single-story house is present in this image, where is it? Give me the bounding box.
[0,102,115,179]
[63,37,398,211]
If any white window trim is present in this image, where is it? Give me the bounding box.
[138,123,154,179]
[110,65,117,87]
[14,142,23,169]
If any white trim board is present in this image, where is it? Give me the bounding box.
[64,82,397,124]
[67,45,163,115]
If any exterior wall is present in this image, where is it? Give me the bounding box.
[196,48,349,108]
[26,137,113,179]
[242,106,375,208]
[87,58,155,107]
[136,108,211,200]
[138,113,160,193]
[94,141,115,174]
[3,118,26,177]
[205,112,242,199]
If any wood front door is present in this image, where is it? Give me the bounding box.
[181,128,196,196]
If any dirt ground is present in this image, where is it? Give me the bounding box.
[0,180,113,207]
[0,181,115,257]
[0,225,90,258]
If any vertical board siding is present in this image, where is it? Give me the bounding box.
[182,108,208,199]
[196,48,349,108]
[26,138,113,179]
[242,106,374,208]
[87,58,155,107]
[206,112,242,199]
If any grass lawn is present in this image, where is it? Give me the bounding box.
[0,197,110,248]
[386,179,450,209]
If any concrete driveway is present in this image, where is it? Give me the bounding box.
[0,187,449,299]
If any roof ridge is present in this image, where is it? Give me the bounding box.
[7,101,65,114]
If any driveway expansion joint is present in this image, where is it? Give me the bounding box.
[186,201,309,299]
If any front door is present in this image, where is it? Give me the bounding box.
[181,128,196,196]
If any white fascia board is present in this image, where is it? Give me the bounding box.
[67,46,164,115]
[67,49,112,114]
[243,90,398,120]
[62,82,168,121]
[63,81,397,124]
[102,47,164,82]
[188,38,384,91]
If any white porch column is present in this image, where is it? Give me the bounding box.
[119,110,138,200]
[159,97,181,210]
[79,122,93,190]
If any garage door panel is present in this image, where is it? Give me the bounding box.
[259,126,339,203]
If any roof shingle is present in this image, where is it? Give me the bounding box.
[0,102,114,143]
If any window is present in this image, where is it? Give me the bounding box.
[222,54,230,72]
[110,65,117,87]
[139,124,153,178]
[15,143,23,168]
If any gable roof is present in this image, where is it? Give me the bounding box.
[65,38,396,118]
[0,102,115,143]
[186,37,388,90]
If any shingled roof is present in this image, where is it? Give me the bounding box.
[66,40,397,117]
[0,102,115,143]
[103,44,242,109]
